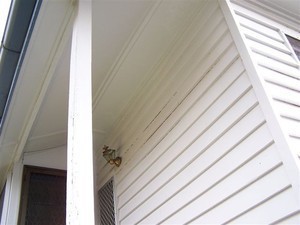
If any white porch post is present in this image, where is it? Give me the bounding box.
[1,161,23,225]
[67,0,95,224]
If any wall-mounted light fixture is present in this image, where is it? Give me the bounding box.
[102,145,122,167]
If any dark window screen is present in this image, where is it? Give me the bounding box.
[19,167,66,225]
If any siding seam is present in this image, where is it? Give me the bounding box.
[281,115,300,123]
[252,50,299,68]
[118,66,245,200]
[120,98,262,222]
[245,35,290,54]
[140,120,269,224]
[258,63,300,80]
[273,98,300,108]
[222,185,292,224]
[264,79,300,93]
[269,209,300,225]
[182,151,281,225]
[115,27,233,184]
[239,22,283,43]
[116,42,238,192]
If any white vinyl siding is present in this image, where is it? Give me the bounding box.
[96,0,300,224]
[229,0,300,160]
[272,211,300,224]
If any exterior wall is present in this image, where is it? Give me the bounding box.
[96,0,300,224]
[228,0,300,164]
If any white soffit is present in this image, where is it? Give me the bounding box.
[92,0,205,150]
[22,0,207,154]
[23,41,72,153]
[4,0,74,154]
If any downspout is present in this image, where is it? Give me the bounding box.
[0,0,42,130]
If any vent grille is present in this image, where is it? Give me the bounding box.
[98,178,116,225]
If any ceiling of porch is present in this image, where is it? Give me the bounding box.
[21,0,205,153]
[1,0,299,159]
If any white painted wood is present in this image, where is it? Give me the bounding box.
[67,0,95,224]
[4,161,23,225]
[0,172,12,225]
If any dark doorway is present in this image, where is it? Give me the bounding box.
[18,166,66,225]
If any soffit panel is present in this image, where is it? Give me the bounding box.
[20,0,206,154]
[92,0,205,150]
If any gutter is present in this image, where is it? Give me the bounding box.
[0,0,42,129]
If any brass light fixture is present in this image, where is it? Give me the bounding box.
[102,145,122,167]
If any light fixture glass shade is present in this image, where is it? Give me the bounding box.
[102,145,122,167]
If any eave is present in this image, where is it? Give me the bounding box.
[0,0,74,189]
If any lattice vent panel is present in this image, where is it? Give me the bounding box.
[98,178,116,225]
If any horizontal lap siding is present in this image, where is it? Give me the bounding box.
[230,0,300,161]
[272,211,300,224]
[98,1,299,224]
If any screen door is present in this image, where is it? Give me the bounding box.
[18,166,66,225]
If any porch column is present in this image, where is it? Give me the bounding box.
[67,0,95,224]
